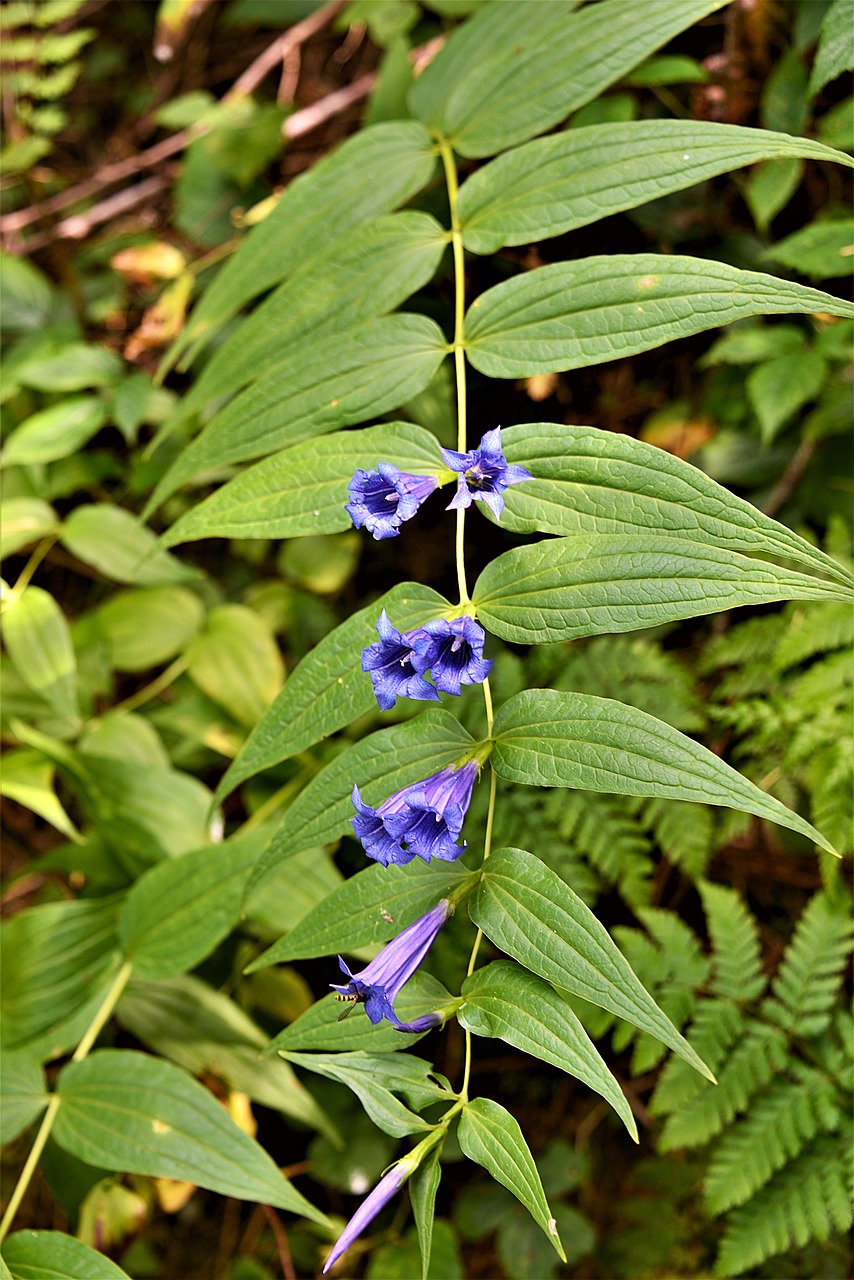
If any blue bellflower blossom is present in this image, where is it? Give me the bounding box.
[330,898,451,1031]
[322,1158,417,1273]
[442,426,532,518]
[351,760,479,866]
[346,463,438,539]
[361,610,439,711]
[410,616,493,696]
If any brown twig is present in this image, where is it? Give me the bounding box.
[283,72,374,140]
[226,0,345,102]
[762,438,819,519]
[261,1205,297,1280]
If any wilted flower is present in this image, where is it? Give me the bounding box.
[351,760,479,866]
[346,464,439,539]
[361,610,439,711]
[410,616,493,696]
[442,426,532,518]
[322,1158,417,1273]
[330,898,451,1031]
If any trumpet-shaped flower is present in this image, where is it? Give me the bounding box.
[442,426,532,518]
[410,616,493,696]
[330,898,451,1031]
[322,1158,417,1273]
[361,610,439,711]
[346,464,438,539]
[351,760,479,866]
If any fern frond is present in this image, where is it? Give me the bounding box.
[714,1134,853,1277]
[703,1069,841,1213]
[809,745,854,856]
[545,789,654,908]
[650,999,744,1118]
[639,797,713,878]
[763,889,853,1037]
[552,635,704,731]
[699,881,766,1003]
[658,1021,788,1150]
[774,600,854,670]
[698,613,783,675]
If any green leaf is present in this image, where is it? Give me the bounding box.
[763,218,854,280]
[810,0,853,96]
[498,422,853,588]
[119,830,265,979]
[409,0,724,158]
[2,1231,131,1280]
[162,422,444,546]
[458,122,853,254]
[163,121,437,371]
[279,1051,443,1138]
[458,1097,565,1259]
[410,1143,443,1280]
[117,973,335,1141]
[0,1047,47,1143]
[2,585,80,721]
[747,350,827,442]
[491,689,836,855]
[148,314,448,514]
[0,497,57,560]
[472,535,851,646]
[52,1049,330,1225]
[13,342,122,392]
[744,157,803,232]
[470,848,713,1079]
[247,860,474,970]
[94,585,204,671]
[464,256,854,377]
[270,971,450,1054]
[186,604,283,727]
[0,895,122,1058]
[460,961,637,1140]
[245,710,477,893]
[59,504,195,585]
[0,397,106,468]
[0,252,54,334]
[215,582,450,803]
[0,748,81,839]
[179,212,448,424]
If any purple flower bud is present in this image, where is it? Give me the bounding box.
[350,761,479,867]
[410,616,493,696]
[441,426,532,518]
[330,898,451,1030]
[322,1162,412,1273]
[361,610,439,712]
[346,464,438,539]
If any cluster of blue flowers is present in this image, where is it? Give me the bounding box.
[322,430,529,1270]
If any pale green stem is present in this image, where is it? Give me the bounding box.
[0,959,134,1244]
[438,135,470,606]
[6,534,59,601]
[113,655,189,714]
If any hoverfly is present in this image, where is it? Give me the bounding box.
[334,991,362,1021]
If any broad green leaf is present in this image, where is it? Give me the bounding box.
[491,689,836,855]
[53,1049,330,1225]
[162,423,444,546]
[498,422,853,588]
[0,252,54,334]
[0,748,81,839]
[270,971,450,1054]
[460,960,637,1140]
[458,1097,564,1259]
[215,582,450,804]
[410,1143,443,1280]
[745,156,803,232]
[147,314,448,513]
[179,213,448,422]
[12,342,122,392]
[246,710,477,893]
[0,1047,47,1143]
[458,122,853,254]
[119,830,265,979]
[117,973,335,1141]
[247,860,474,970]
[2,585,80,721]
[164,120,437,371]
[186,604,283,726]
[0,397,106,468]
[410,0,723,157]
[243,843,344,942]
[94,585,204,671]
[762,217,854,280]
[60,505,195,585]
[747,350,826,442]
[472,535,851,646]
[470,848,712,1079]
[280,1051,445,1138]
[464,256,854,377]
[2,1231,131,1280]
[0,895,123,1057]
[809,0,853,96]
[0,497,57,560]
[79,711,170,769]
